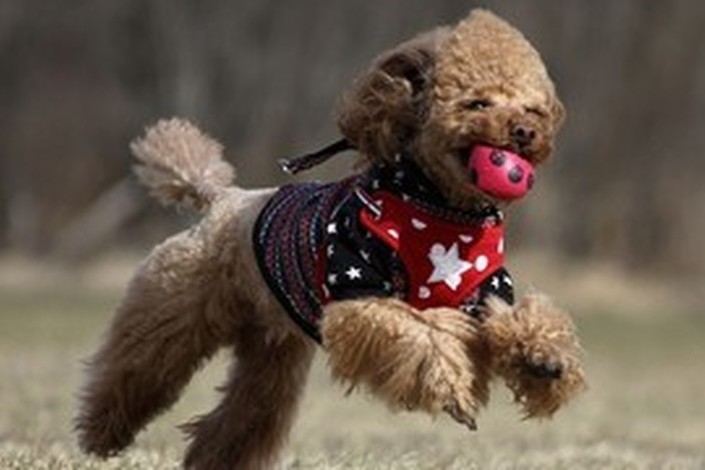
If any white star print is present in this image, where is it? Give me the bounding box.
[327,273,338,285]
[491,276,500,289]
[426,242,472,291]
[327,223,337,234]
[346,266,362,280]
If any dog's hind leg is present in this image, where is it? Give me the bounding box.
[182,323,314,470]
[75,230,232,457]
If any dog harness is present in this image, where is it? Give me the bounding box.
[253,159,514,342]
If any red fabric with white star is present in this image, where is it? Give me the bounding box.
[358,191,505,311]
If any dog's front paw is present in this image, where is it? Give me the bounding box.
[523,350,564,380]
[482,293,586,418]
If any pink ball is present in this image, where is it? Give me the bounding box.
[467,145,535,201]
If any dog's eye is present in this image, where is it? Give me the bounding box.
[525,107,547,118]
[463,99,492,111]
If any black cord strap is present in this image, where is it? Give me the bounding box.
[278,138,353,175]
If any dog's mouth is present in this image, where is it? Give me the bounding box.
[458,144,535,201]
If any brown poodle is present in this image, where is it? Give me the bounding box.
[75,9,585,470]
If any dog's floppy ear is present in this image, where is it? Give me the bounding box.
[337,28,448,163]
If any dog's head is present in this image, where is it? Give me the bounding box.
[338,9,565,209]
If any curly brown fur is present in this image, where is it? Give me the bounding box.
[483,294,586,418]
[334,9,581,423]
[75,229,227,456]
[131,118,235,212]
[76,9,584,470]
[181,325,314,470]
[337,28,449,164]
[339,10,565,210]
[321,298,489,429]
[76,119,314,469]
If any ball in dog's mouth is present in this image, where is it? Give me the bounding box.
[465,145,535,201]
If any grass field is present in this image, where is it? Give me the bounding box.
[0,271,704,469]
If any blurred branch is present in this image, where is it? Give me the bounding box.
[52,179,144,262]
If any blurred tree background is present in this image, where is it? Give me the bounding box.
[0,0,704,279]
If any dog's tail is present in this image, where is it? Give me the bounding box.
[131,118,236,212]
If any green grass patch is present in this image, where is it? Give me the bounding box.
[0,287,703,468]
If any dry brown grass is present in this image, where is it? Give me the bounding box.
[0,261,703,469]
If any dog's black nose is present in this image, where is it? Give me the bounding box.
[511,125,536,148]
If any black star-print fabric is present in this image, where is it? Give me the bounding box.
[323,196,402,301]
[460,267,514,319]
